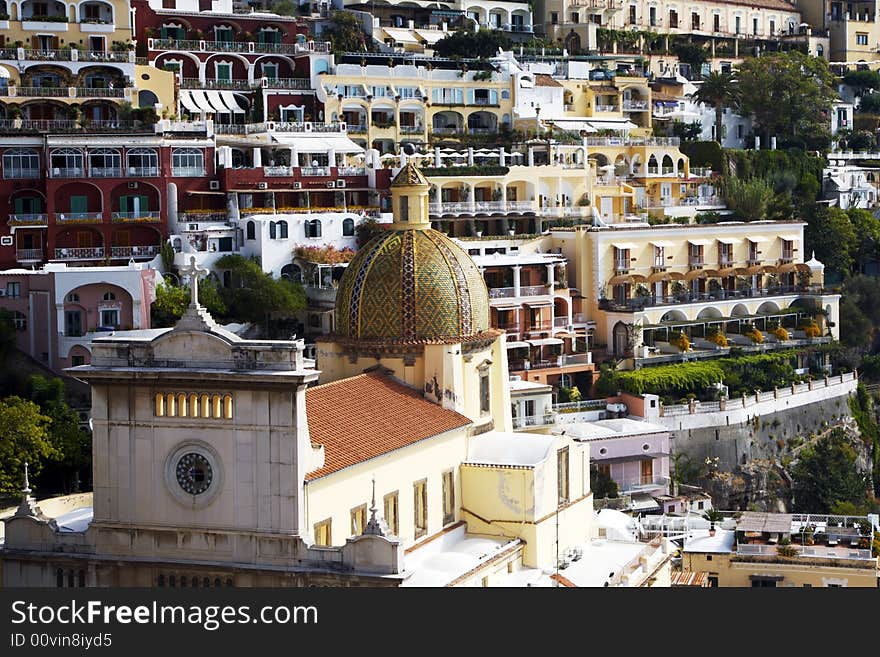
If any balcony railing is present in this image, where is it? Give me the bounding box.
[735,543,873,561]
[54,246,104,260]
[181,212,227,223]
[110,245,161,258]
[489,285,549,298]
[0,119,144,134]
[3,168,40,179]
[429,200,536,214]
[339,166,366,176]
[89,167,123,178]
[301,166,331,177]
[8,213,48,225]
[594,104,619,112]
[55,212,103,223]
[16,248,44,261]
[75,87,124,98]
[180,77,260,90]
[600,285,828,312]
[171,167,206,177]
[512,413,557,429]
[623,100,649,110]
[127,167,160,177]
[585,136,680,147]
[111,212,161,223]
[149,39,330,56]
[50,167,85,178]
[400,125,424,134]
[265,77,312,90]
[615,474,670,493]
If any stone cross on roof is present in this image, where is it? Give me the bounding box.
[180,256,209,309]
[363,475,390,537]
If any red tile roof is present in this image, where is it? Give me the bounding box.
[535,73,562,88]
[305,371,472,481]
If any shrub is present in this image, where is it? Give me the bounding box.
[744,327,764,344]
[707,331,728,347]
[800,320,821,338]
[670,331,691,352]
[777,544,798,558]
[772,326,790,341]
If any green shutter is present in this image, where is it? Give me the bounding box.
[14,197,23,214]
[119,195,129,213]
[138,195,149,212]
[70,196,88,216]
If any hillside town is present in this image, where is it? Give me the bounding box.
[0,0,878,588]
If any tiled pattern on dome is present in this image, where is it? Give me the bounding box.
[334,229,490,343]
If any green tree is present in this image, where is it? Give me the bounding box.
[214,255,306,331]
[590,465,619,499]
[848,208,880,273]
[271,0,297,16]
[26,376,91,494]
[672,42,708,72]
[434,29,510,59]
[321,11,373,54]
[804,205,858,276]
[355,216,385,248]
[160,241,175,272]
[735,51,836,150]
[0,396,56,494]
[844,69,880,95]
[858,92,880,114]
[790,428,871,513]
[671,120,702,142]
[691,71,737,144]
[151,279,227,327]
[722,176,773,222]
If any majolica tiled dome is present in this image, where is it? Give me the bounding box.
[335,228,491,344]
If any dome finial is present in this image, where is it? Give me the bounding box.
[389,164,431,230]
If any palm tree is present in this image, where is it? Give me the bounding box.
[691,71,738,144]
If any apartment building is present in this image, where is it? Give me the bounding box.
[799,0,880,64]
[683,511,879,587]
[316,54,515,155]
[552,220,840,360]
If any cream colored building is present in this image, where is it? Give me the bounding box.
[551,220,840,359]
[316,60,515,154]
[682,512,879,587]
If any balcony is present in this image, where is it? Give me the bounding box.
[148,39,330,56]
[50,167,85,178]
[347,124,367,134]
[8,214,48,226]
[734,543,873,562]
[3,167,41,179]
[53,246,104,260]
[54,212,102,223]
[171,167,206,177]
[0,119,147,134]
[75,87,124,98]
[301,167,331,177]
[111,212,161,223]
[110,245,161,259]
[623,100,649,110]
[599,285,829,312]
[489,285,549,298]
[429,200,536,215]
[180,212,227,223]
[264,78,312,90]
[594,104,620,113]
[512,413,557,429]
[89,167,123,178]
[400,125,424,134]
[16,248,44,261]
[614,474,670,495]
[180,77,260,91]
[585,136,680,147]
[509,353,593,371]
[339,166,366,176]
[127,167,160,177]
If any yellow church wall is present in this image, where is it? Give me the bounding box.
[304,425,470,549]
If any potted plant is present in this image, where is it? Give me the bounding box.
[703,509,724,536]
[670,331,690,353]
[707,327,728,348]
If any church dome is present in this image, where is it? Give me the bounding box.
[335,228,491,344]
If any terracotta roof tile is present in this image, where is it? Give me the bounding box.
[549,573,577,587]
[305,371,471,481]
[535,73,562,88]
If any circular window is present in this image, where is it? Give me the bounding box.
[175,452,213,495]
[142,74,151,80]
[165,442,222,506]
[599,447,607,455]
[643,443,650,451]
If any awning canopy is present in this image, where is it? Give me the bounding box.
[546,120,597,134]
[611,242,637,250]
[506,341,530,349]
[747,235,769,243]
[527,338,564,347]
[383,27,420,44]
[687,238,712,246]
[777,262,811,274]
[647,270,686,282]
[609,273,648,285]
[524,299,552,307]
[630,493,660,512]
[180,89,245,114]
[778,234,799,242]
[585,119,637,131]
[271,133,365,155]
[650,240,675,248]
[716,237,739,244]
[718,267,748,277]
[414,29,447,44]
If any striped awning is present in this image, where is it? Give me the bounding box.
[180,89,246,114]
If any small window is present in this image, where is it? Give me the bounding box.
[399,195,409,222]
[189,394,199,416]
[442,470,455,526]
[177,393,187,417]
[342,217,355,237]
[857,33,869,45]
[212,394,222,418]
[314,518,332,546]
[708,576,719,588]
[698,501,705,510]
[223,394,233,419]
[72,355,85,367]
[103,292,116,301]
[479,371,490,415]
[6,282,20,299]
[155,393,165,416]
[165,393,176,417]
[350,504,367,535]
[246,221,255,240]
[66,293,80,303]
[557,447,570,505]
[383,491,399,536]
[707,555,713,561]
[413,479,427,539]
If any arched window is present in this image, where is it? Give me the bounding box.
[246,221,255,240]
[78,570,85,587]
[342,217,355,236]
[817,44,824,57]
[200,394,211,418]
[166,393,176,417]
[50,148,84,176]
[223,394,233,419]
[189,394,199,416]
[269,221,277,239]
[169,575,176,587]
[171,148,204,177]
[177,393,187,417]
[3,148,41,179]
[278,220,288,239]
[103,292,116,301]
[157,574,165,587]
[56,568,64,588]
[212,394,222,418]
[127,148,159,176]
[66,293,80,303]
[155,393,165,417]
[305,219,322,238]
